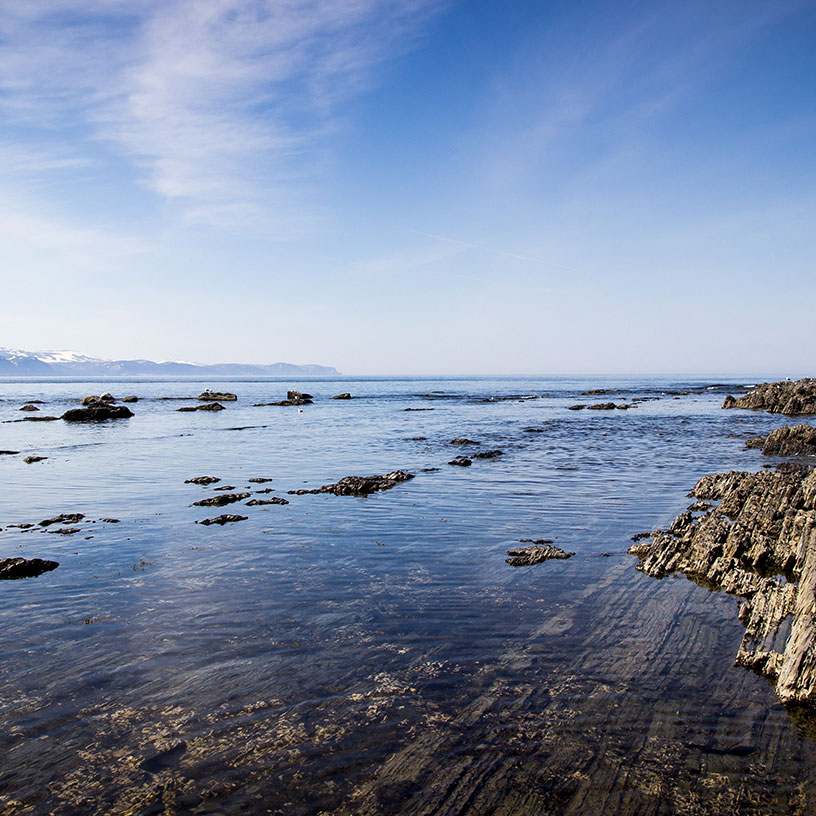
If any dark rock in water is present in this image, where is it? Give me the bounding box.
[177,402,225,412]
[19,416,59,422]
[450,438,479,445]
[248,477,274,483]
[567,404,586,411]
[48,527,80,535]
[8,523,34,529]
[254,488,274,494]
[421,467,440,472]
[62,405,133,422]
[288,390,312,401]
[214,485,236,491]
[407,436,427,441]
[587,402,618,410]
[629,465,816,705]
[745,436,766,449]
[722,378,816,415]
[471,449,504,459]
[333,393,352,400]
[198,390,237,402]
[448,457,472,467]
[630,530,663,546]
[520,538,555,544]
[26,400,45,404]
[246,497,289,506]
[23,456,47,463]
[20,404,39,411]
[404,407,433,411]
[0,557,59,579]
[185,476,220,485]
[288,471,414,497]
[39,513,85,527]
[198,514,247,525]
[101,518,120,523]
[506,544,574,566]
[81,394,115,406]
[255,391,313,406]
[193,492,251,507]
[761,425,816,457]
[582,389,622,395]
[121,395,138,403]
[0,450,20,455]
[140,740,187,773]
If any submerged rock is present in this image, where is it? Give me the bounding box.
[448,457,472,467]
[177,402,225,412]
[185,476,220,485]
[587,402,619,410]
[722,378,816,415]
[629,466,816,705]
[23,456,47,463]
[333,393,352,400]
[198,514,247,525]
[254,390,314,407]
[471,449,504,459]
[0,450,20,455]
[62,405,133,422]
[568,404,586,411]
[198,390,237,401]
[246,497,289,506]
[247,477,274,483]
[39,513,85,527]
[192,492,251,507]
[506,544,574,566]
[0,557,59,579]
[288,471,414,497]
[122,395,139,403]
[761,425,816,457]
[19,404,39,412]
[450,438,479,446]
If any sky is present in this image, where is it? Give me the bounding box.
[0,0,814,376]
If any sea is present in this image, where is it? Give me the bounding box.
[1,376,815,815]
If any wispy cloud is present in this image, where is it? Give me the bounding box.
[0,0,445,231]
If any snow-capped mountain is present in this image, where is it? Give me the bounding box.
[0,348,340,377]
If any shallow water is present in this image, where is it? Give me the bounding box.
[1,376,815,815]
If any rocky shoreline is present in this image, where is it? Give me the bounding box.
[631,378,816,706]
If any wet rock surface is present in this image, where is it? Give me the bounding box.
[506,544,575,566]
[0,450,20,455]
[185,476,220,485]
[471,449,504,459]
[288,471,414,497]
[198,391,237,402]
[723,378,816,415]
[193,492,251,507]
[332,393,352,400]
[62,405,134,422]
[198,514,247,525]
[246,497,289,506]
[23,456,47,464]
[629,465,816,705]
[448,456,472,467]
[450,438,479,446]
[39,513,85,527]
[81,394,116,406]
[121,395,138,403]
[177,402,224,412]
[760,425,816,457]
[20,404,39,411]
[0,557,59,579]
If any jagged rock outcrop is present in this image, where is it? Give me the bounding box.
[254,390,313,406]
[246,497,289,506]
[62,405,133,421]
[0,558,59,579]
[759,425,816,457]
[39,513,84,527]
[506,544,574,566]
[288,471,414,497]
[629,466,816,705]
[185,476,220,485]
[198,514,247,525]
[723,378,816,415]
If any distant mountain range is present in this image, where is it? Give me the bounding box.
[0,348,340,377]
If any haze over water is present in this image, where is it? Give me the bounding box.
[2,376,816,814]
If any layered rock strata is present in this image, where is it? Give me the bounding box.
[629,465,816,705]
[723,378,816,415]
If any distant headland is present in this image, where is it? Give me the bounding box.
[0,348,340,377]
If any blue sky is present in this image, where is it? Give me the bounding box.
[1,0,814,375]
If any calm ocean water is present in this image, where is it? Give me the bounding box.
[2,376,815,815]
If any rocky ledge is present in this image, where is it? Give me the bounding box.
[62,405,134,422]
[506,543,574,566]
[288,471,414,497]
[723,378,816,415]
[629,465,816,706]
[198,390,237,402]
[747,425,816,457]
[0,557,59,579]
